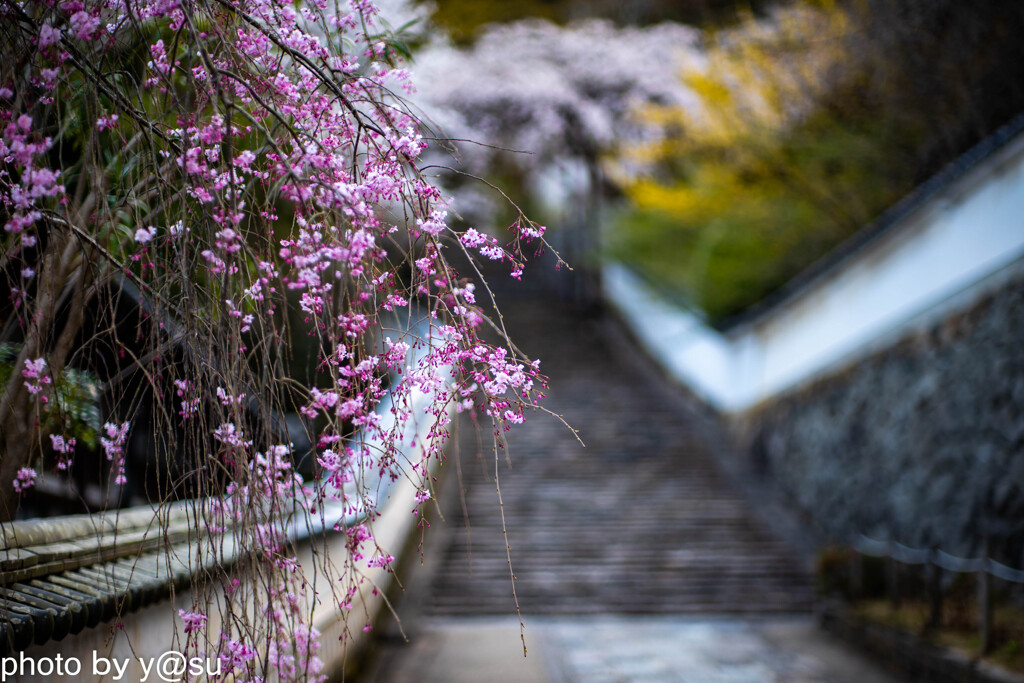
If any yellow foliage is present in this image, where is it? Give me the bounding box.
[611,0,919,321]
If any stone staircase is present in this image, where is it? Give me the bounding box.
[423,297,815,617]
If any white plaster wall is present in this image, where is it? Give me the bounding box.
[606,129,1024,413]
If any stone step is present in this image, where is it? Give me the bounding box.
[421,299,815,618]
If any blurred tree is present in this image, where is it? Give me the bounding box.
[419,0,772,42]
[413,19,702,301]
[611,0,1024,323]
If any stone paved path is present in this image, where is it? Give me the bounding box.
[426,296,813,616]
[363,292,889,681]
[367,616,903,683]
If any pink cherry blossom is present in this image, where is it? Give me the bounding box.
[13,468,37,494]
[178,609,208,635]
[0,0,549,673]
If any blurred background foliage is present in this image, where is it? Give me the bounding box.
[418,0,771,43]
[0,344,102,453]
[611,0,1024,323]
[415,0,1024,324]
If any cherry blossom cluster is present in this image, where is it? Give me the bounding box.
[416,19,701,164]
[12,467,37,494]
[178,609,208,636]
[99,421,130,486]
[49,434,76,470]
[21,357,51,400]
[2,0,546,674]
[262,580,327,683]
[411,18,703,226]
[1,114,62,249]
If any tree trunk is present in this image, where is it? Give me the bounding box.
[0,228,87,521]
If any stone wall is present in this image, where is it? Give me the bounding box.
[744,274,1024,566]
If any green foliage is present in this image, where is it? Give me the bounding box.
[421,0,561,43]
[611,0,1024,324]
[612,114,913,321]
[0,344,102,452]
[418,0,770,42]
